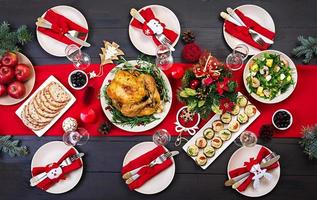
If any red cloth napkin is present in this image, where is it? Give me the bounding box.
[121,145,172,190]
[224,9,275,50]
[229,147,279,192]
[130,8,178,46]
[31,148,82,191]
[37,9,88,46]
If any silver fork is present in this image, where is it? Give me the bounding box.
[122,152,171,181]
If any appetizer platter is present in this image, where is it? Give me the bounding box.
[16,76,76,137]
[0,52,36,105]
[244,50,297,104]
[100,59,172,132]
[182,93,260,169]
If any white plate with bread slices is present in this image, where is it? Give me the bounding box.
[16,76,76,137]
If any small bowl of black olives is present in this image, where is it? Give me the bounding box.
[272,109,293,130]
[68,70,88,90]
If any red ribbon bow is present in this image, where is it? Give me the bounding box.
[37,9,88,46]
[31,148,82,191]
[130,8,178,46]
[224,9,275,50]
[121,146,172,190]
[228,147,279,192]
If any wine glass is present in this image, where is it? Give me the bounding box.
[155,44,173,71]
[234,131,257,147]
[226,44,249,71]
[152,129,171,146]
[65,44,91,70]
[63,127,90,146]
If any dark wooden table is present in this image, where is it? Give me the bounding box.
[1,0,317,199]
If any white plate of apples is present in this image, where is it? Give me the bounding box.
[0,52,35,105]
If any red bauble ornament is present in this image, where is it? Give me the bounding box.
[182,43,202,63]
[190,79,200,89]
[170,65,185,79]
[80,108,97,123]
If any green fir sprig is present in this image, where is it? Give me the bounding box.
[292,36,317,64]
[299,124,317,160]
[0,21,33,56]
[0,135,29,157]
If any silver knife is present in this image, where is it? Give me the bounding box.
[125,151,179,184]
[30,153,85,187]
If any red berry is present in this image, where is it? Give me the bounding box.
[190,79,200,89]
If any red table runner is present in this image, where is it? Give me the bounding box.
[0,63,316,138]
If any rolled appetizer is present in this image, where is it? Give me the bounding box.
[195,137,207,148]
[237,113,249,124]
[230,104,240,115]
[203,146,215,158]
[187,145,199,157]
[212,120,224,132]
[203,128,214,140]
[196,154,207,166]
[245,104,257,117]
[211,136,223,149]
[237,95,248,107]
[220,112,232,124]
[219,129,232,141]
[228,120,240,132]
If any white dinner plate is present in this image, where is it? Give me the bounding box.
[122,142,175,194]
[31,141,83,194]
[243,50,298,104]
[223,4,275,55]
[0,52,35,105]
[99,60,172,132]
[128,5,181,56]
[227,144,280,197]
[36,5,89,57]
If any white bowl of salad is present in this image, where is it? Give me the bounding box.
[243,50,297,104]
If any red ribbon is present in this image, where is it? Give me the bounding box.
[130,8,178,46]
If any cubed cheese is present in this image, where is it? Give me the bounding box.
[256,87,264,96]
[266,75,272,81]
[266,59,273,67]
[250,64,259,72]
[286,75,292,82]
[280,74,286,80]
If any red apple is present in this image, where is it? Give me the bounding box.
[80,108,96,123]
[7,81,26,99]
[0,66,15,84]
[1,52,18,67]
[0,84,7,97]
[15,64,31,82]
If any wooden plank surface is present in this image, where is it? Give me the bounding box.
[0,0,317,199]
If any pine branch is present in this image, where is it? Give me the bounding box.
[0,21,33,56]
[0,135,29,157]
[292,35,317,64]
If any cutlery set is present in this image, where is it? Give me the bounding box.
[122,151,179,185]
[30,153,85,187]
[35,17,91,47]
[130,8,175,51]
[224,152,280,189]
[220,7,274,46]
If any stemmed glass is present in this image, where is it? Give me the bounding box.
[234,131,258,147]
[152,129,171,146]
[63,127,90,146]
[226,44,249,71]
[65,44,91,70]
[155,44,173,71]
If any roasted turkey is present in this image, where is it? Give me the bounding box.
[106,70,162,117]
